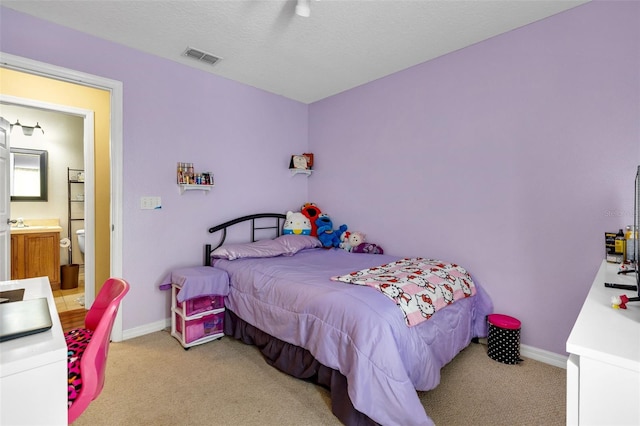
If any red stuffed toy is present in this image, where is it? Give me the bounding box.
[301,203,322,237]
[612,294,630,309]
[611,294,640,309]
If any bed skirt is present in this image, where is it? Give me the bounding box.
[224,309,377,426]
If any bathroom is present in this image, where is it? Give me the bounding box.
[3,104,85,313]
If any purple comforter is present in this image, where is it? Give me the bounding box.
[214,248,493,426]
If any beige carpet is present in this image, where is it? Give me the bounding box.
[74,331,565,426]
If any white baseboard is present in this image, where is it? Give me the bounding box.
[121,319,569,369]
[476,338,567,368]
[122,318,170,341]
[520,343,568,369]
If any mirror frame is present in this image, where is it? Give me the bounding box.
[10,147,48,202]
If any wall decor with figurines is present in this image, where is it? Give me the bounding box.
[289,153,314,176]
[177,162,214,194]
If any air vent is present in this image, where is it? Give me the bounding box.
[182,47,221,66]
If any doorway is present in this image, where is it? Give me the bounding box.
[0,52,125,341]
[1,98,95,308]
[1,104,88,314]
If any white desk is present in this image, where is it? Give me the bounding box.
[0,277,67,425]
[566,261,640,425]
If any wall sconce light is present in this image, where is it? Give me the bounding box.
[295,0,311,17]
[10,120,44,136]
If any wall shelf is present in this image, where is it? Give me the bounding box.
[289,168,312,177]
[178,184,214,195]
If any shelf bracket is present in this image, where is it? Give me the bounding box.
[289,169,312,177]
[178,184,214,195]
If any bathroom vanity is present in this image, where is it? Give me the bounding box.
[10,219,62,290]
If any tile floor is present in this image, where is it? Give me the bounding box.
[54,269,85,313]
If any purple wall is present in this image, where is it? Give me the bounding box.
[309,1,640,355]
[2,1,638,355]
[1,7,310,330]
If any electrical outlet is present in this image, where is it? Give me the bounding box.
[140,196,162,210]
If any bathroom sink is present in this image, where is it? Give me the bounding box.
[11,218,62,234]
[11,225,62,234]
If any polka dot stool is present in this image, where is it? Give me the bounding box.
[487,314,522,365]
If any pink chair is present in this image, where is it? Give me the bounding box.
[67,277,130,424]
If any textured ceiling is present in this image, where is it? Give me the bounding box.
[2,0,589,104]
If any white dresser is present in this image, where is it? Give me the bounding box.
[0,277,68,425]
[566,261,640,425]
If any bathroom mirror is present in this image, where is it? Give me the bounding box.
[10,147,48,201]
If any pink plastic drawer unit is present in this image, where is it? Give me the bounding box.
[175,289,224,317]
[174,310,224,345]
[168,267,228,348]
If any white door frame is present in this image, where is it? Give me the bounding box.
[0,117,10,282]
[0,52,124,341]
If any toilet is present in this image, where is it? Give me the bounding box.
[76,229,85,254]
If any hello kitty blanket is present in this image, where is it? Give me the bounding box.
[331,258,476,327]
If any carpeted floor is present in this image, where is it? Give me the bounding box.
[74,330,565,425]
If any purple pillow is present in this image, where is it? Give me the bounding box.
[211,239,288,260]
[275,235,322,255]
[211,235,321,260]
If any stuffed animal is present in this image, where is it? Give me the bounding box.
[301,203,322,236]
[316,214,347,248]
[612,294,630,309]
[340,231,366,252]
[283,211,311,235]
[352,242,384,255]
[339,231,351,250]
[347,231,366,251]
[612,293,640,309]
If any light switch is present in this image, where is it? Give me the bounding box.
[140,196,162,210]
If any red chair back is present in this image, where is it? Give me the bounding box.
[68,277,129,424]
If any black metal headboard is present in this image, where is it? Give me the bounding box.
[204,213,287,266]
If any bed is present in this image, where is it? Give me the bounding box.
[204,213,493,426]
